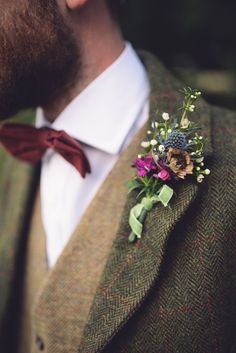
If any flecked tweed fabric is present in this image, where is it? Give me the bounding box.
[29,118,148,353]
[0,51,236,353]
[17,191,48,353]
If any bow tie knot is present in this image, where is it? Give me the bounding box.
[41,128,64,147]
[0,123,91,178]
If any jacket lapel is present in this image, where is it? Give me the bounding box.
[78,51,213,353]
[0,110,37,326]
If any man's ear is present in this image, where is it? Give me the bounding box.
[66,0,88,10]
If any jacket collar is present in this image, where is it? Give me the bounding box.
[77,50,213,353]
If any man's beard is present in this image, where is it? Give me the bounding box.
[0,0,80,119]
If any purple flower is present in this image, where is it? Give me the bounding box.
[135,155,157,177]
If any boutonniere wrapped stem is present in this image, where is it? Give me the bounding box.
[127,87,210,243]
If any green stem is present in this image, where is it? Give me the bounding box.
[180,109,187,126]
[180,96,192,125]
[165,121,168,139]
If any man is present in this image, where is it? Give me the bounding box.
[0,0,235,352]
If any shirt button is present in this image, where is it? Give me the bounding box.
[36,335,45,351]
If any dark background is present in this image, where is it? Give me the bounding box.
[120,0,236,110]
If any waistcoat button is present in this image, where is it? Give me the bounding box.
[36,335,45,351]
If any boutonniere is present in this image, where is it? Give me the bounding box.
[127,87,211,243]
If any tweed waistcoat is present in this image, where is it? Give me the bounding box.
[16,122,147,353]
[0,51,236,353]
[30,122,148,353]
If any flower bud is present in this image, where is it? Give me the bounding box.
[158,144,165,152]
[150,139,158,146]
[162,112,170,121]
[197,174,204,183]
[141,141,150,148]
[204,169,211,175]
[151,121,159,129]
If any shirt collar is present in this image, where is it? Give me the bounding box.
[36,42,150,155]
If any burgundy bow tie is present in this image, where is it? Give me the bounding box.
[0,123,91,178]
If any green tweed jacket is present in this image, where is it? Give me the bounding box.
[0,51,236,353]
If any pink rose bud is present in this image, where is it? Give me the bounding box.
[158,169,171,181]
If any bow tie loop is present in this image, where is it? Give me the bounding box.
[0,123,91,178]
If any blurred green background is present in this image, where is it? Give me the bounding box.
[120,0,236,110]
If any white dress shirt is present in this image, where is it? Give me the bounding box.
[36,42,150,269]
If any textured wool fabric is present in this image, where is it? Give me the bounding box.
[17,191,48,353]
[0,51,236,353]
[18,120,148,353]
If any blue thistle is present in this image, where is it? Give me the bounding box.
[164,131,188,150]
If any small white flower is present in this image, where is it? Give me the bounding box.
[189,105,195,112]
[196,157,204,163]
[167,129,172,133]
[188,139,192,143]
[200,162,204,167]
[162,112,170,121]
[199,136,203,140]
[191,152,196,156]
[197,174,205,183]
[191,95,195,99]
[161,130,166,136]
[147,130,152,135]
[158,144,165,152]
[138,154,142,159]
[151,121,159,129]
[141,141,150,148]
[196,167,201,171]
[150,139,158,146]
[181,118,190,128]
[197,91,201,96]
[204,169,211,175]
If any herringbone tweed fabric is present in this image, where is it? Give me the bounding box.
[101,106,236,353]
[0,51,235,353]
[77,55,236,352]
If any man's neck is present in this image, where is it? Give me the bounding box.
[43,10,124,123]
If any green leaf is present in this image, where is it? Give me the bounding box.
[126,179,142,193]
